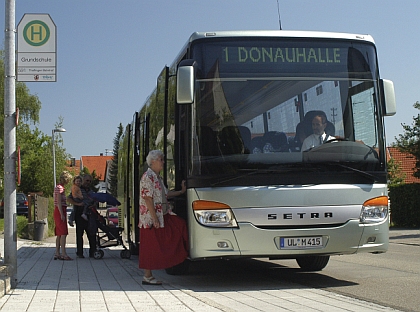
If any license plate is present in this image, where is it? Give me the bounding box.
[280,236,322,249]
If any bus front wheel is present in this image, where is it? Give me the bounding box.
[296,255,330,271]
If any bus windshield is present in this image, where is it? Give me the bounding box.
[189,38,384,186]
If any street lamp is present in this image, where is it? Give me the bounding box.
[52,127,66,187]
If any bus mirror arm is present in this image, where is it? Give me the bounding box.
[177,59,196,104]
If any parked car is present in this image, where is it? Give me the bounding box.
[106,207,118,226]
[0,193,29,217]
[16,193,29,216]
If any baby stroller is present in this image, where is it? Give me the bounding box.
[86,193,131,260]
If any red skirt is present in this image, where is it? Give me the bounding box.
[54,206,68,236]
[139,214,189,270]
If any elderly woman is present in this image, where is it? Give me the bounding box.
[54,171,73,260]
[139,150,188,285]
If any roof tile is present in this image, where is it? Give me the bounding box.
[387,147,420,184]
[80,156,113,181]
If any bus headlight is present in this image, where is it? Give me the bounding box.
[193,200,238,228]
[359,196,388,224]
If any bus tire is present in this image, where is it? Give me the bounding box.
[296,255,330,271]
[165,259,190,275]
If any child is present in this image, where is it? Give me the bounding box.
[68,176,87,226]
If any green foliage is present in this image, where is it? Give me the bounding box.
[1,54,42,129]
[18,124,51,195]
[389,184,420,227]
[1,54,42,171]
[80,167,99,192]
[15,81,42,124]
[117,125,129,204]
[17,215,29,238]
[108,123,123,196]
[0,216,29,238]
[14,121,68,197]
[47,197,55,237]
[1,54,69,199]
[394,101,420,179]
[387,158,406,187]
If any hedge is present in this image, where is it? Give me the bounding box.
[389,184,420,227]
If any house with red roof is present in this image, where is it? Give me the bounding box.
[387,147,420,184]
[80,155,113,192]
[66,158,81,177]
[66,154,113,192]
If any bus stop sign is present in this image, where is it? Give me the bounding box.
[17,14,56,82]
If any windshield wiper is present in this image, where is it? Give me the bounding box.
[323,163,380,182]
[210,169,260,186]
[321,138,379,160]
[210,166,320,186]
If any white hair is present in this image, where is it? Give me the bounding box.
[146,150,164,167]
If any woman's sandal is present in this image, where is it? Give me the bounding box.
[142,276,162,285]
[53,254,60,260]
[60,255,73,261]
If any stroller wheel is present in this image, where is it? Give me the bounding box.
[120,249,131,259]
[94,250,104,259]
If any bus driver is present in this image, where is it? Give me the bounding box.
[301,112,335,151]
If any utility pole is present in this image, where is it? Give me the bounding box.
[3,0,18,288]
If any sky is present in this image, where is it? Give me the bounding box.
[1,0,419,159]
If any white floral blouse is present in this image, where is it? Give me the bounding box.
[138,167,168,229]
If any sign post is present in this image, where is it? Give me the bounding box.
[17,14,56,82]
[4,0,17,289]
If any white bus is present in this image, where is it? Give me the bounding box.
[118,31,396,273]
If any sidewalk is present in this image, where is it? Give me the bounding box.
[0,228,416,312]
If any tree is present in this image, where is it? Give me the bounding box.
[80,167,99,192]
[394,102,420,178]
[0,52,42,129]
[108,123,123,196]
[1,52,47,198]
[14,119,68,197]
[17,124,51,195]
[1,52,70,197]
[387,158,406,187]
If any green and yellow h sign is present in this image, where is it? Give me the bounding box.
[23,20,50,46]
